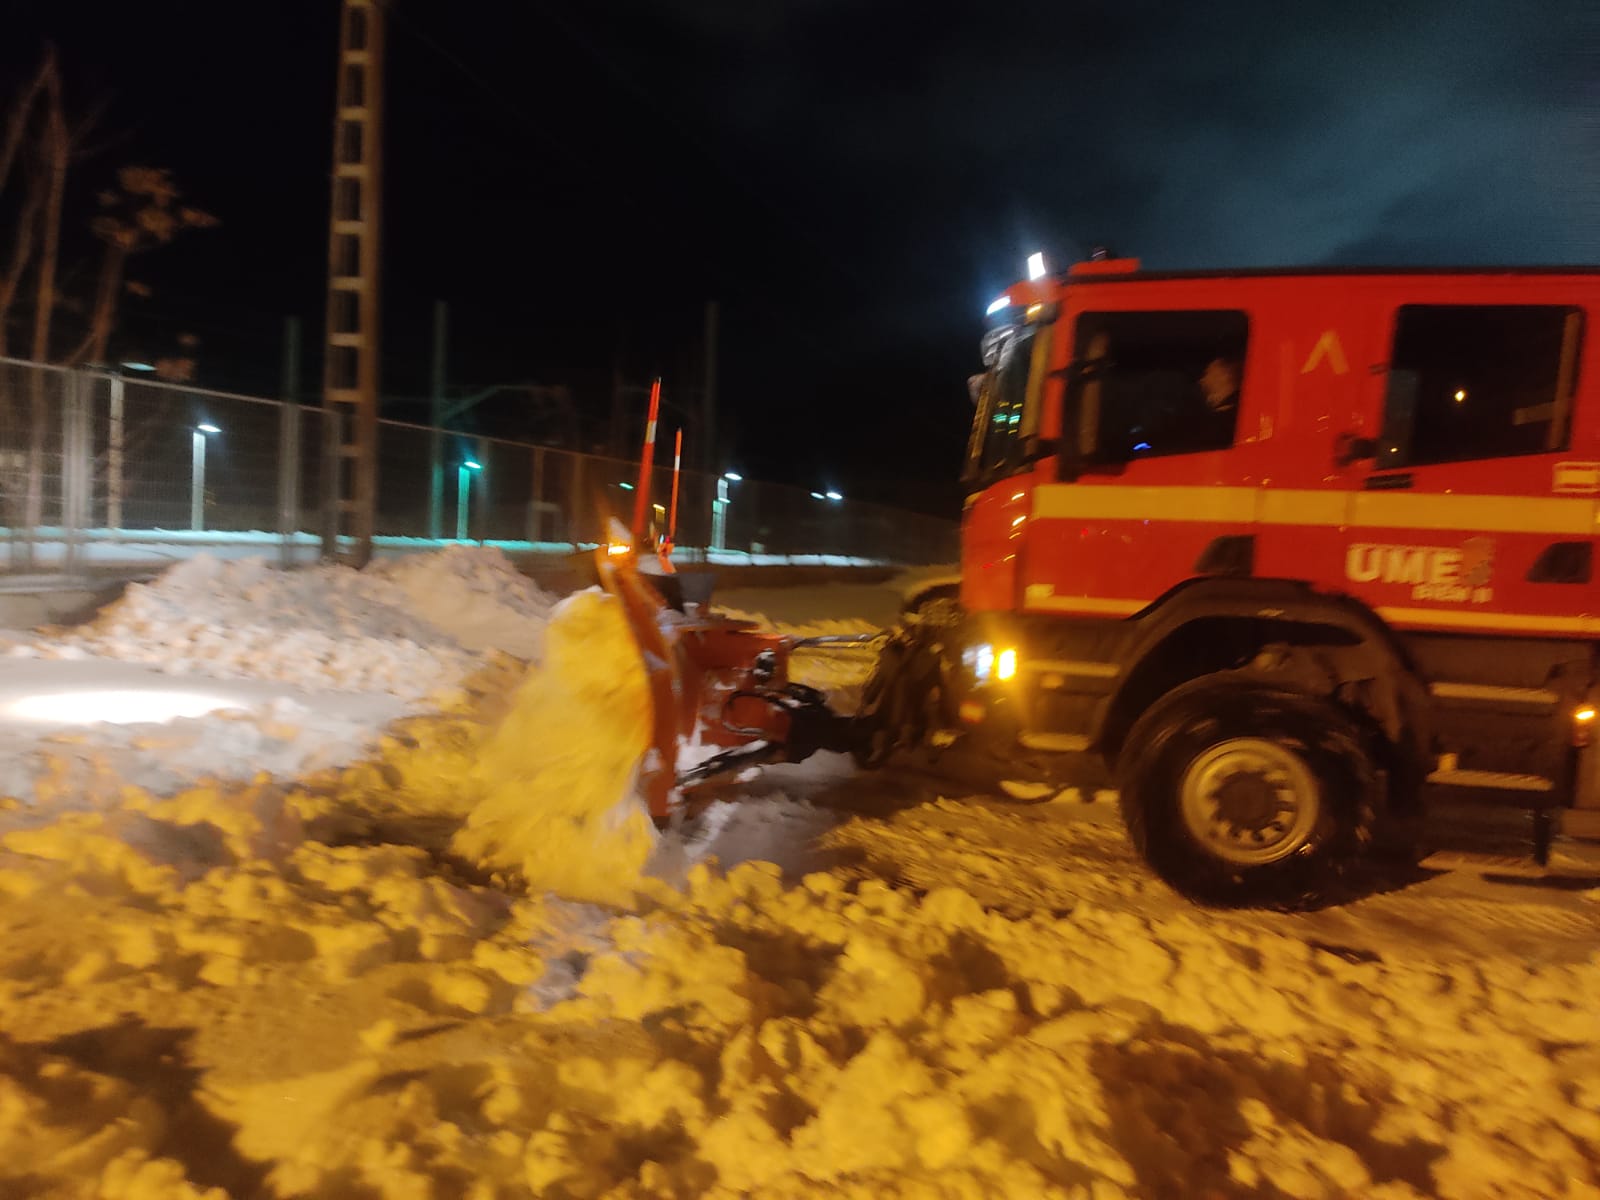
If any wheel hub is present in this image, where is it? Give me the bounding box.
[1178,737,1320,866]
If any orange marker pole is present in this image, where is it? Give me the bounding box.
[631,377,661,539]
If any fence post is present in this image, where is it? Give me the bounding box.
[477,436,489,544]
[107,373,124,530]
[529,445,545,543]
[61,370,92,573]
[568,453,585,550]
[278,401,301,568]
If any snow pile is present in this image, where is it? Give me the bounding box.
[4,768,1596,1199]
[453,589,660,905]
[24,547,556,700]
[373,546,555,659]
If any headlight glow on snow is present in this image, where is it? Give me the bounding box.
[1,689,249,725]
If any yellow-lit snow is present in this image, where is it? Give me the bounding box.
[0,554,1596,1198]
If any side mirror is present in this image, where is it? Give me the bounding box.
[1334,432,1379,467]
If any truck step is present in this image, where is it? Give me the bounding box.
[1414,796,1543,856]
[1421,769,1560,812]
[1425,768,1554,793]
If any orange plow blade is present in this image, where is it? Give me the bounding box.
[595,546,863,820]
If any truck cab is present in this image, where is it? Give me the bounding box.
[942,259,1600,900]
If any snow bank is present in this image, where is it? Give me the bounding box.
[20,547,556,700]
[4,764,1596,1198]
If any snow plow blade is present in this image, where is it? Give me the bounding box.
[596,547,861,819]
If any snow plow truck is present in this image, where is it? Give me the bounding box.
[602,258,1600,904]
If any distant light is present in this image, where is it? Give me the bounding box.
[986,295,1011,316]
[1453,389,1467,403]
[1577,706,1596,723]
[1027,252,1047,281]
[996,648,1018,681]
[810,491,825,500]
[196,423,221,434]
[723,471,742,481]
[462,459,482,470]
[1133,441,1151,452]
[605,542,631,558]
[619,482,634,491]
[824,490,843,501]
[121,361,156,372]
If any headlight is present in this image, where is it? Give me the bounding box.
[962,643,1018,684]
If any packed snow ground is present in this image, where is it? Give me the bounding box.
[0,548,1596,1198]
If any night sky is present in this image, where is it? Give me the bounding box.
[3,0,1596,514]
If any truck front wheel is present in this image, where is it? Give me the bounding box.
[1117,680,1376,906]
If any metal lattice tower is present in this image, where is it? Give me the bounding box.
[321,0,385,565]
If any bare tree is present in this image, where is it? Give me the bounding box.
[0,50,58,355]
[0,50,216,563]
[20,65,68,543]
[66,167,217,368]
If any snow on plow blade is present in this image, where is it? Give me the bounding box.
[596,548,863,819]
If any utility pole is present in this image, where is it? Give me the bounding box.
[702,299,719,473]
[428,299,447,539]
[320,0,385,566]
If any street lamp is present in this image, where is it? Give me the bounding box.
[712,471,741,552]
[456,459,482,541]
[191,424,220,532]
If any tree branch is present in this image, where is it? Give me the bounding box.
[0,47,56,201]
[29,65,68,365]
[0,142,47,356]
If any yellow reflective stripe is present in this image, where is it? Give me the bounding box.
[1257,489,1348,526]
[1032,484,1597,536]
[1024,594,1146,615]
[1032,485,1255,523]
[1349,491,1592,534]
[1376,606,1600,634]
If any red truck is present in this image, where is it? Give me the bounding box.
[608,257,1600,905]
[856,258,1600,901]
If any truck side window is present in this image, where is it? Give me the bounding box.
[1070,310,1249,462]
[1378,305,1584,468]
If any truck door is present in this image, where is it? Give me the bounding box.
[1351,301,1588,632]
[961,315,1054,612]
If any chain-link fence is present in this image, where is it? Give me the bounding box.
[0,357,959,575]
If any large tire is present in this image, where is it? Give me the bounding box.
[1117,678,1377,906]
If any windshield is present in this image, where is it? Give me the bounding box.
[964,326,1036,484]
